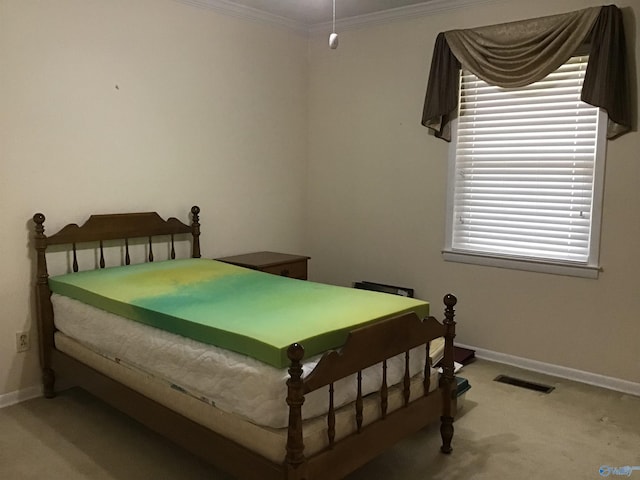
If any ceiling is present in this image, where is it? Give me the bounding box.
[216,0,441,26]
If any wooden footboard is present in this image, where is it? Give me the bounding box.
[284,295,457,479]
[31,206,457,480]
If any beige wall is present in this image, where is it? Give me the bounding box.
[306,0,640,384]
[0,0,308,397]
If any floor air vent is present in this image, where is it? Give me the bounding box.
[494,375,555,394]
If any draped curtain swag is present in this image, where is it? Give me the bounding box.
[422,5,631,141]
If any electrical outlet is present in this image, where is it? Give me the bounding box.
[16,332,30,353]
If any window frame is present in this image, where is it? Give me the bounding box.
[442,61,608,279]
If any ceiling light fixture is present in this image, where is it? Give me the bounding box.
[329,0,338,49]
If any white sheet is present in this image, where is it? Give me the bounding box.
[52,293,443,428]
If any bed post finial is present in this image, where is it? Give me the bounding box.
[444,293,457,314]
[440,293,457,454]
[33,212,45,227]
[190,206,201,258]
[285,343,307,479]
[33,213,56,398]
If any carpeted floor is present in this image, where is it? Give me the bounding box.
[1,359,638,479]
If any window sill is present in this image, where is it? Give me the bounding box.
[442,250,601,279]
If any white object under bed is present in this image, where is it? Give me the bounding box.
[52,293,443,430]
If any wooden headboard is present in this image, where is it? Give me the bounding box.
[32,205,202,397]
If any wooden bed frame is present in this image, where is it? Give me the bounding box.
[32,205,458,480]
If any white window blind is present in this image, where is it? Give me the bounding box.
[449,56,604,266]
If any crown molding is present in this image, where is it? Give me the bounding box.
[309,0,499,34]
[174,0,498,35]
[174,0,308,34]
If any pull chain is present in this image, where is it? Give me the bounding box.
[329,0,338,49]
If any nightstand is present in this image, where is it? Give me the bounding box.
[215,251,310,280]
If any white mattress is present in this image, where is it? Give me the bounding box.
[52,293,443,429]
[55,332,440,463]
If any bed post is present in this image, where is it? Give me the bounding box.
[33,213,56,398]
[190,206,201,258]
[440,293,457,454]
[285,343,307,480]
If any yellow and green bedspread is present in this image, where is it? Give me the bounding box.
[49,259,429,368]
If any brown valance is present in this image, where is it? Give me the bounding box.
[422,5,631,141]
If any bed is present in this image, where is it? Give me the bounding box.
[32,205,458,479]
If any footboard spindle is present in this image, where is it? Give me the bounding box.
[403,351,411,406]
[328,383,336,447]
[380,359,388,418]
[355,371,363,432]
[423,340,431,396]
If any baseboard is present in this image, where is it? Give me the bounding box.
[0,385,42,409]
[457,343,640,397]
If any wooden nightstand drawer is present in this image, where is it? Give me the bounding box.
[260,259,307,279]
[215,251,310,280]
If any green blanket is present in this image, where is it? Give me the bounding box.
[49,259,429,368]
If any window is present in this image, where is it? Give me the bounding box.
[444,56,607,278]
